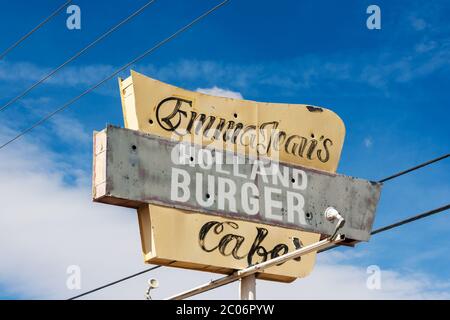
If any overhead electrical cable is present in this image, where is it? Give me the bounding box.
[319,203,450,253]
[0,0,72,60]
[0,0,230,151]
[0,0,157,113]
[378,154,449,183]
[67,266,162,300]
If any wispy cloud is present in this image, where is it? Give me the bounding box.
[364,137,373,148]
[410,16,427,31]
[196,86,243,99]
[0,61,117,90]
[50,115,90,145]
[257,258,450,299]
[0,61,49,84]
[135,41,449,95]
[1,30,449,99]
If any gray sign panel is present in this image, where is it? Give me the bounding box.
[93,126,382,242]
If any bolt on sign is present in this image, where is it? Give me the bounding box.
[92,71,380,282]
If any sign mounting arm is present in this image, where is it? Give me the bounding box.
[165,234,345,300]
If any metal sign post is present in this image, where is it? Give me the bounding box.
[240,275,256,300]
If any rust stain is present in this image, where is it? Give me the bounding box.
[306,106,323,112]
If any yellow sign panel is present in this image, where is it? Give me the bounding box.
[119,70,345,172]
[138,205,320,283]
[119,71,346,282]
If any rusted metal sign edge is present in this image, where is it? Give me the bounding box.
[93,126,382,242]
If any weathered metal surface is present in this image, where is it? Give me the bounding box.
[94,126,381,242]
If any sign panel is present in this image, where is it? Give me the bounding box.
[137,205,320,283]
[93,126,381,242]
[119,70,346,172]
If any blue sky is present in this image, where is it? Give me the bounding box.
[0,0,449,299]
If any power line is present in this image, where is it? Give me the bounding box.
[68,203,450,300]
[0,0,72,60]
[378,154,450,183]
[320,203,450,253]
[0,0,157,113]
[0,0,230,151]
[67,266,162,300]
[371,203,450,235]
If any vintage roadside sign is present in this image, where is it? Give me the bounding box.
[92,71,373,282]
[93,126,381,242]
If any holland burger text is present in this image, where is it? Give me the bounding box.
[156,97,334,163]
[170,143,310,227]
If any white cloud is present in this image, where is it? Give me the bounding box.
[2,36,449,102]
[0,60,117,90]
[256,258,450,300]
[0,61,49,83]
[0,127,139,299]
[196,86,243,99]
[139,43,449,94]
[50,115,90,145]
[415,41,437,53]
[50,64,116,87]
[0,124,449,300]
[19,97,53,110]
[364,137,373,148]
[410,17,427,31]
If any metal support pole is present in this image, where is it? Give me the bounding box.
[165,234,345,300]
[240,274,256,300]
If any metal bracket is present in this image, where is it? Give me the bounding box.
[324,207,346,240]
[165,233,345,300]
